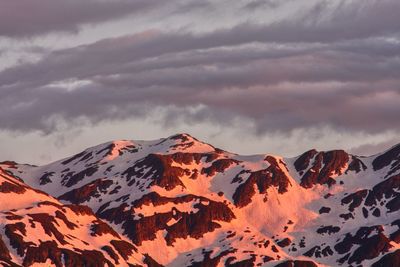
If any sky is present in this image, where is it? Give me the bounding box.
[0,0,399,165]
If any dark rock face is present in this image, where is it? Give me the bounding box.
[98,194,235,246]
[341,189,368,212]
[233,156,290,208]
[346,156,367,173]
[390,220,400,243]
[3,136,400,267]
[0,180,26,194]
[372,144,400,172]
[61,166,98,187]
[334,226,392,265]
[5,222,30,257]
[144,253,164,267]
[294,150,318,174]
[0,235,11,261]
[304,245,333,258]
[165,200,235,245]
[59,178,113,204]
[29,213,70,244]
[365,174,400,212]
[226,254,256,267]
[23,241,114,267]
[110,240,137,260]
[61,151,88,165]
[39,172,54,185]
[91,220,121,238]
[316,226,340,235]
[277,238,291,247]
[3,214,124,267]
[371,249,400,267]
[122,152,228,191]
[202,159,240,177]
[65,204,95,216]
[274,260,318,267]
[348,233,392,264]
[101,245,120,264]
[188,249,236,267]
[131,192,217,209]
[299,150,349,188]
[318,207,331,214]
[123,154,187,191]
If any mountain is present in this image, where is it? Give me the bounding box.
[1,133,400,267]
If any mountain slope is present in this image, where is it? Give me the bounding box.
[1,134,400,267]
[0,164,152,267]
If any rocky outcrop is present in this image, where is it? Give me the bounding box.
[61,166,98,187]
[233,156,290,207]
[371,249,400,267]
[98,195,235,246]
[274,260,318,267]
[123,154,187,191]
[372,144,400,171]
[2,135,400,267]
[341,189,368,212]
[365,174,400,212]
[334,226,392,265]
[59,178,113,204]
[298,150,349,188]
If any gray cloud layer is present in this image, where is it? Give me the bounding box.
[0,0,399,149]
[0,0,167,38]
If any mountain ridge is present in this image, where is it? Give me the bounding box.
[1,133,400,267]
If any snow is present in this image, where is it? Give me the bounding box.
[1,134,399,266]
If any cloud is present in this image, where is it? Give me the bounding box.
[0,0,165,38]
[0,0,399,141]
[243,0,289,10]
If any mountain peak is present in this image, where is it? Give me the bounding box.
[2,136,400,266]
[157,132,216,154]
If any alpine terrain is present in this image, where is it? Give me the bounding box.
[0,133,399,267]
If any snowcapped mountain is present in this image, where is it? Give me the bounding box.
[1,133,400,267]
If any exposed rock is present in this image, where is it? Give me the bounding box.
[0,181,26,194]
[0,235,11,261]
[274,260,318,267]
[304,245,333,258]
[334,226,392,264]
[318,207,331,214]
[39,172,54,185]
[165,200,235,245]
[316,226,340,235]
[346,156,367,173]
[59,178,113,204]
[61,166,98,187]
[143,254,164,267]
[2,135,400,267]
[233,156,290,207]
[341,189,368,212]
[365,174,400,212]
[372,144,400,171]
[110,240,137,260]
[294,150,318,173]
[91,220,121,238]
[123,154,186,191]
[371,249,400,267]
[299,150,349,188]
[202,159,240,177]
[277,238,291,248]
[226,254,256,267]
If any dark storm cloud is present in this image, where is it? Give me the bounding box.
[1,0,400,137]
[0,0,164,38]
